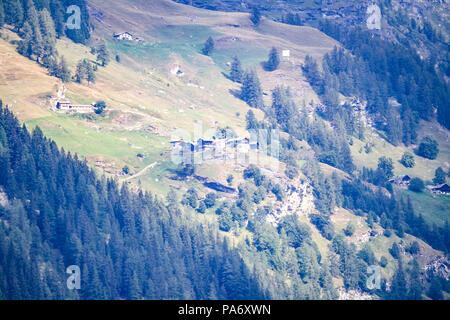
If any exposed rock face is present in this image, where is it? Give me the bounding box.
[266,178,315,226]
[338,288,375,300]
[425,256,450,281]
[0,187,9,207]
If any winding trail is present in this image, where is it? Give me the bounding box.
[123,161,159,181]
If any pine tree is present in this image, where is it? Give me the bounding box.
[390,259,408,299]
[433,167,446,185]
[39,8,56,47]
[201,36,214,56]
[86,62,96,86]
[427,275,443,300]
[25,0,39,33]
[250,7,261,26]
[245,110,258,130]
[4,0,23,28]
[49,0,64,38]
[75,59,87,83]
[230,56,243,83]
[96,43,110,67]
[240,70,264,109]
[0,0,5,27]
[17,21,33,57]
[57,56,71,82]
[265,47,280,71]
[407,260,423,300]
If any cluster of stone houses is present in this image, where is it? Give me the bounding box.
[56,101,95,113]
[170,137,259,160]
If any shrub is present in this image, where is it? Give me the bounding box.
[433,167,446,185]
[400,152,415,168]
[204,193,216,208]
[417,136,439,160]
[409,177,424,192]
[379,256,388,268]
[344,223,355,237]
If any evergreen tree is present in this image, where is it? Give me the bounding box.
[265,47,280,72]
[201,36,214,56]
[4,0,23,28]
[390,258,407,299]
[17,21,33,57]
[96,43,110,67]
[433,167,446,185]
[74,60,84,83]
[230,56,243,83]
[376,156,394,181]
[57,56,71,82]
[39,8,56,51]
[49,0,64,37]
[427,276,444,300]
[0,0,5,27]
[250,7,261,26]
[245,110,258,130]
[86,62,96,85]
[240,70,264,109]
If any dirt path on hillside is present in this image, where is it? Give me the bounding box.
[124,162,159,181]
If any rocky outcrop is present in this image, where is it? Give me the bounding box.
[338,288,375,300]
[424,256,450,281]
[0,187,8,207]
[266,178,315,226]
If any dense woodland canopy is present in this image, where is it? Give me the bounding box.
[0,102,265,299]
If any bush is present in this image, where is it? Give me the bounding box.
[218,210,233,232]
[433,167,446,185]
[310,214,334,240]
[181,188,198,208]
[197,201,206,214]
[243,164,260,179]
[389,243,401,259]
[226,174,234,186]
[400,152,415,168]
[409,177,425,192]
[271,184,284,201]
[379,256,388,268]
[204,193,216,208]
[344,223,355,237]
[407,241,420,255]
[94,100,107,114]
[417,136,439,160]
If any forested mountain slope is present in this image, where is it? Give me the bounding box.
[0,103,265,299]
[0,0,448,300]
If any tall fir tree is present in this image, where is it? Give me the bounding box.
[240,70,264,109]
[230,56,243,83]
[202,36,214,56]
[265,47,280,71]
[4,0,23,28]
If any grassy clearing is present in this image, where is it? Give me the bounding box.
[403,189,449,226]
[351,121,449,182]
